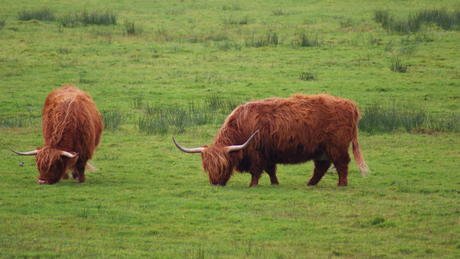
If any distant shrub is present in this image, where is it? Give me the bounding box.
[17,7,55,21]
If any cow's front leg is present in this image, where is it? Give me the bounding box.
[249,167,263,187]
[72,159,87,183]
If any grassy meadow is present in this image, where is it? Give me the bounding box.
[1,0,459,258]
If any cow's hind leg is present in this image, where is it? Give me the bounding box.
[264,164,279,185]
[307,160,332,186]
[332,155,351,187]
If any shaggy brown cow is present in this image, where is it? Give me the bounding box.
[11,85,103,184]
[173,94,369,187]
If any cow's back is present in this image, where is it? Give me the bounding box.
[42,85,102,159]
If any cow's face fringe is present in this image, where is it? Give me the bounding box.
[35,147,74,184]
[201,145,233,186]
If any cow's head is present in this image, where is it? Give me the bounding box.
[173,131,258,186]
[10,147,77,184]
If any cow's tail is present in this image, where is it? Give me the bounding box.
[352,106,370,177]
[85,162,98,172]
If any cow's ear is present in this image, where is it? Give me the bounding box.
[59,151,78,158]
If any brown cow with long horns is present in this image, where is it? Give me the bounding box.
[173,94,369,187]
[11,85,103,184]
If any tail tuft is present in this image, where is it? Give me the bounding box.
[351,104,370,177]
[85,162,98,172]
[352,132,370,177]
[356,160,370,177]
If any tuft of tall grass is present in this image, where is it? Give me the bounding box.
[58,10,116,27]
[398,38,418,55]
[222,2,241,11]
[205,94,239,112]
[17,7,55,21]
[102,110,125,132]
[222,16,249,26]
[425,112,460,133]
[124,20,140,35]
[0,116,33,128]
[272,9,289,16]
[138,95,240,135]
[389,56,408,73]
[416,8,460,31]
[374,8,460,34]
[292,33,323,47]
[299,72,316,81]
[359,103,460,134]
[245,33,279,47]
[216,41,242,51]
[0,19,6,30]
[340,18,354,28]
[139,115,170,135]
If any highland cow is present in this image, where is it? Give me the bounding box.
[173,94,369,187]
[11,85,103,184]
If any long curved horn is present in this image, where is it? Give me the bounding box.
[172,136,205,153]
[225,130,259,153]
[59,150,78,158]
[10,149,39,156]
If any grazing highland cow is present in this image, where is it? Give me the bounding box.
[11,85,103,184]
[173,94,369,187]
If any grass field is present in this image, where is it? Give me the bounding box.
[1,0,459,258]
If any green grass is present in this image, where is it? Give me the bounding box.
[1,0,460,258]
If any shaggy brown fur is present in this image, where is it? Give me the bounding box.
[199,94,369,187]
[34,85,103,184]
